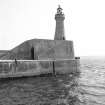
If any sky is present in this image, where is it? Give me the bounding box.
[0,0,105,56]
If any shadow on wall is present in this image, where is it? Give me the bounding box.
[31,47,34,60]
[31,47,38,60]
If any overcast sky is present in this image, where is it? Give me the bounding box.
[0,0,105,56]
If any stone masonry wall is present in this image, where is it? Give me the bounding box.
[0,59,80,78]
[0,39,74,60]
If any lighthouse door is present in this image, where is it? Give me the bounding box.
[31,47,34,60]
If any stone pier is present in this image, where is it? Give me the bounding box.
[0,59,80,78]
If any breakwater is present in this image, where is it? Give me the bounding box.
[0,59,80,78]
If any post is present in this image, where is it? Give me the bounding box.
[52,61,56,76]
[14,58,17,73]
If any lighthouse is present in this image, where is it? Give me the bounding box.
[0,5,80,78]
[54,5,65,40]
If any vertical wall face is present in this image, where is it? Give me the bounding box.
[54,6,65,40]
[0,39,75,60]
[0,59,80,78]
[38,40,75,60]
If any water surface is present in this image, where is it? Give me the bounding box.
[79,57,105,105]
[0,57,105,105]
[0,73,79,105]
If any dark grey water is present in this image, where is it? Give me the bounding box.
[0,73,80,105]
[0,57,105,105]
[79,57,105,105]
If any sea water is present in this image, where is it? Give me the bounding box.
[0,57,105,105]
[79,57,105,105]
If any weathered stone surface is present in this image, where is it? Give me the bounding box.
[55,59,80,74]
[0,39,74,60]
[0,59,80,78]
[0,50,9,58]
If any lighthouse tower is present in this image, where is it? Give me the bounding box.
[54,5,65,40]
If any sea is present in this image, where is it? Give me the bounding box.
[0,57,105,105]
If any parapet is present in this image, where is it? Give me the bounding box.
[0,59,80,78]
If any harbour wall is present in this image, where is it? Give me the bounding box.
[1,39,74,60]
[0,59,80,78]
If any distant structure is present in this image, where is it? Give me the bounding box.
[0,6,80,78]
